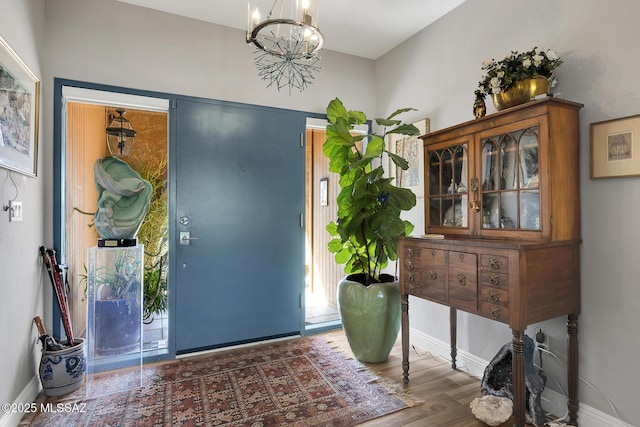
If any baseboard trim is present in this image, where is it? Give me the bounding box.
[0,375,41,427]
[408,327,488,380]
[409,328,633,427]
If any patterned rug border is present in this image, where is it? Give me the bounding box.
[21,335,421,427]
[323,337,424,409]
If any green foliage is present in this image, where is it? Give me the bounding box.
[94,249,142,304]
[323,98,419,286]
[142,253,168,322]
[133,157,168,322]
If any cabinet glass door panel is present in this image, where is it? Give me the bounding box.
[481,139,499,192]
[427,144,469,228]
[500,135,517,190]
[453,145,468,194]
[520,190,541,230]
[428,198,442,227]
[443,195,468,227]
[441,149,453,193]
[519,128,540,189]
[482,193,500,229]
[500,191,518,228]
[481,126,541,231]
[428,152,441,196]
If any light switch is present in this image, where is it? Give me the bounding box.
[9,200,22,222]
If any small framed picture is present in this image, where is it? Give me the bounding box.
[591,114,640,179]
[0,35,40,177]
[320,177,328,206]
[387,118,430,197]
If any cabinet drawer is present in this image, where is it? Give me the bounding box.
[448,252,478,311]
[423,248,446,266]
[480,287,509,306]
[406,279,445,301]
[480,254,509,272]
[404,257,420,272]
[405,246,421,260]
[480,271,509,289]
[480,302,510,323]
[400,270,421,293]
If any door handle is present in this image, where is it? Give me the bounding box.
[180,231,199,245]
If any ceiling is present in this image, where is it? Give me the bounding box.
[117,0,466,60]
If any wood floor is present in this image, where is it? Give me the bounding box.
[324,330,519,427]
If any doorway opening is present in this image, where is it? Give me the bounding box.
[61,86,169,353]
[304,118,368,330]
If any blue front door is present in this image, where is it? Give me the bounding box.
[174,98,305,354]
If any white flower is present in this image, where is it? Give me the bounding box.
[522,58,532,68]
[546,50,559,60]
[532,54,544,67]
[497,70,505,78]
[482,60,494,69]
[490,77,502,94]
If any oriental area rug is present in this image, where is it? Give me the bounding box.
[21,335,419,426]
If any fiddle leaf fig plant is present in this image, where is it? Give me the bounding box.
[323,98,419,286]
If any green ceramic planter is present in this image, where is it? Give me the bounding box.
[337,274,401,363]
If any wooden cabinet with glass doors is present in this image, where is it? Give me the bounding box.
[399,98,583,427]
[424,99,581,241]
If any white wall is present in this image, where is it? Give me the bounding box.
[0,0,46,419]
[375,0,640,425]
[42,0,375,115]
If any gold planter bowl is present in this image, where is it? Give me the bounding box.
[492,75,550,111]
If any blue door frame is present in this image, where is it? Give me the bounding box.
[52,78,326,359]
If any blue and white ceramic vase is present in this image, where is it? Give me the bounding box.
[39,338,86,397]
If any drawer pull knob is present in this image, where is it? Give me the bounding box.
[408,261,415,270]
[489,257,501,269]
[431,250,436,258]
[490,273,500,285]
[490,307,501,319]
[458,253,465,262]
[490,290,500,303]
[429,270,438,280]
[408,272,415,282]
[457,273,466,286]
[408,248,415,257]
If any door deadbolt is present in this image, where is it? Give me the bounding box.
[180,231,199,245]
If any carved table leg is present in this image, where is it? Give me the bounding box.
[402,293,410,383]
[567,314,579,426]
[511,329,526,427]
[450,307,457,369]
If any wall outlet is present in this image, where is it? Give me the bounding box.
[9,200,23,222]
[535,328,547,349]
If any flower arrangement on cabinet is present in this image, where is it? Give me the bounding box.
[475,47,564,102]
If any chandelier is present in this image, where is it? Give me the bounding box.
[246,0,324,94]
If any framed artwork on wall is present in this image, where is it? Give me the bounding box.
[591,114,640,179]
[0,35,40,177]
[388,117,430,197]
[320,177,328,206]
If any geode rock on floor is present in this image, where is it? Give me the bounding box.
[480,335,546,427]
[470,395,513,426]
